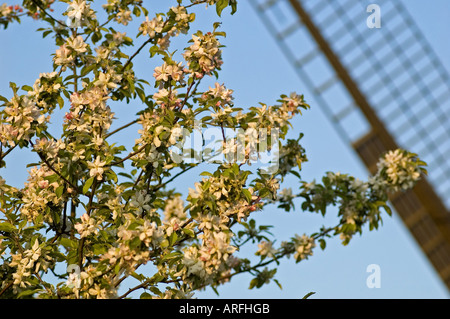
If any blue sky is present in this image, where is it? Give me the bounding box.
[0,0,449,298]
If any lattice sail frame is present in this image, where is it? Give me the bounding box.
[249,0,450,289]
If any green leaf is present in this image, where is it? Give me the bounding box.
[140,292,152,299]
[0,95,9,103]
[17,289,40,298]
[211,286,220,296]
[160,239,169,248]
[169,232,178,246]
[149,273,165,284]
[80,64,97,77]
[92,244,107,255]
[382,204,392,216]
[105,169,118,183]
[42,30,52,38]
[230,0,238,14]
[131,272,145,282]
[319,238,326,250]
[199,171,213,177]
[9,82,18,94]
[0,222,16,232]
[162,251,182,262]
[302,291,316,299]
[21,85,33,92]
[249,278,258,289]
[83,177,95,194]
[216,0,229,17]
[60,237,78,249]
[242,189,252,203]
[55,185,64,198]
[182,228,195,238]
[149,286,162,296]
[114,263,121,274]
[273,279,283,290]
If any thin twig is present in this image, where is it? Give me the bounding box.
[184,0,209,9]
[108,143,147,167]
[31,142,80,196]
[0,144,17,161]
[117,282,147,299]
[123,38,152,70]
[0,282,13,297]
[154,165,197,191]
[105,119,139,139]
[30,0,67,28]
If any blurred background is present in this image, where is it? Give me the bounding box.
[0,0,449,298]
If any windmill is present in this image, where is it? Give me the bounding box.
[249,0,450,290]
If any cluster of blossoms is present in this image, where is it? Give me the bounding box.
[139,6,195,50]
[299,149,425,244]
[245,92,309,138]
[152,88,181,107]
[0,72,63,150]
[187,170,258,218]
[277,136,308,177]
[290,234,316,262]
[183,30,224,75]
[66,0,96,27]
[210,106,235,125]
[9,240,53,292]
[66,87,114,145]
[254,235,313,265]
[74,213,101,238]
[100,217,165,276]
[0,4,22,28]
[27,72,64,114]
[255,234,316,264]
[0,3,14,16]
[139,14,164,38]
[0,95,48,147]
[180,167,265,287]
[153,61,185,85]
[256,240,277,259]
[169,6,194,35]
[115,7,132,25]
[54,34,91,71]
[163,195,187,222]
[201,82,234,109]
[181,214,236,287]
[20,140,67,222]
[68,264,117,299]
[373,149,423,192]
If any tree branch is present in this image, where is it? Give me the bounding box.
[123,38,152,71]
[30,0,67,28]
[0,144,17,162]
[0,282,13,298]
[108,143,147,167]
[105,119,138,139]
[30,142,81,196]
[153,165,197,191]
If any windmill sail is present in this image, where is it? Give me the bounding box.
[249,0,450,289]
